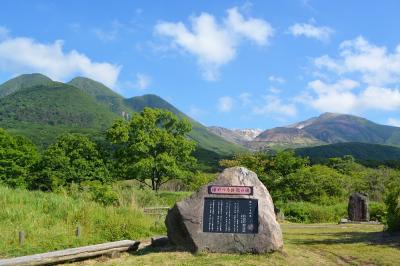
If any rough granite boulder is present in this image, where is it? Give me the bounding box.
[165,167,283,253]
[348,192,369,222]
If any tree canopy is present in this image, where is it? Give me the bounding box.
[32,134,110,191]
[107,107,197,191]
[0,129,39,188]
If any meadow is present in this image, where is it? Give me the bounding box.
[72,224,400,266]
[0,185,167,258]
[1,182,398,265]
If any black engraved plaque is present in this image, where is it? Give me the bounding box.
[203,197,258,234]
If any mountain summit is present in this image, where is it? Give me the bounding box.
[249,112,400,149]
[0,73,53,98]
[0,74,243,159]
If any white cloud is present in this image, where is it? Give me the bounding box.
[0,36,121,88]
[314,36,400,86]
[253,95,297,116]
[134,73,151,90]
[218,96,234,112]
[306,79,359,113]
[359,86,400,111]
[288,22,333,42]
[301,36,400,114]
[387,118,400,127]
[155,7,273,80]
[0,26,9,40]
[268,75,285,83]
[304,79,400,113]
[308,79,359,94]
[225,7,273,45]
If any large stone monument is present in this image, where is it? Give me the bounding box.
[165,167,283,253]
[348,192,369,222]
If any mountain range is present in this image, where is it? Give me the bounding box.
[2,73,400,167]
[208,112,400,150]
[0,74,244,167]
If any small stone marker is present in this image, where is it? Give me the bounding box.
[165,167,283,253]
[18,231,25,245]
[348,192,369,222]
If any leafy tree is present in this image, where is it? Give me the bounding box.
[32,134,110,191]
[267,150,309,177]
[274,165,346,203]
[385,186,400,232]
[0,128,39,188]
[107,108,196,191]
[220,150,308,190]
[220,152,270,181]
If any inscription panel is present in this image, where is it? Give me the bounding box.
[208,185,253,195]
[203,197,258,234]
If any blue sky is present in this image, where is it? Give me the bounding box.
[1,0,400,129]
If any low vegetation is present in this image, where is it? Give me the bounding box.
[0,185,163,258]
[82,224,400,266]
[386,187,400,232]
[1,106,400,261]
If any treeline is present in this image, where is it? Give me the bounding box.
[221,152,400,231]
[0,107,399,231]
[0,108,198,204]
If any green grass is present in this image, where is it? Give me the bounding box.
[0,186,164,258]
[115,181,192,208]
[278,201,347,223]
[86,224,400,266]
[2,182,396,265]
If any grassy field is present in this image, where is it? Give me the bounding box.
[1,184,399,265]
[76,224,400,266]
[0,186,164,258]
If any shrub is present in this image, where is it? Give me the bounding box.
[0,129,39,188]
[85,181,119,206]
[369,202,387,223]
[385,187,400,231]
[278,201,347,223]
[186,172,216,191]
[273,165,347,203]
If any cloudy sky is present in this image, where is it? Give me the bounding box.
[1,0,400,129]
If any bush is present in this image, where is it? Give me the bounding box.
[85,182,119,206]
[385,187,400,231]
[186,172,216,191]
[0,129,39,188]
[273,165,347,203]
[278,201,347,223]
[369,202,387,223]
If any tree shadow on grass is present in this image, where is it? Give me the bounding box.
[133,244,188,256]
[292,231,400,248]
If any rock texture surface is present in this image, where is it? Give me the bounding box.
[165,167,283,253]
[348,192,369,222]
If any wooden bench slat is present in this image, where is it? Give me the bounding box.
[0,240,139,266]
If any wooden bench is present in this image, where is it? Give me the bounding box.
[0,240,139,266]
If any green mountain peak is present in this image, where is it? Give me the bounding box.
[0,73,54,98]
